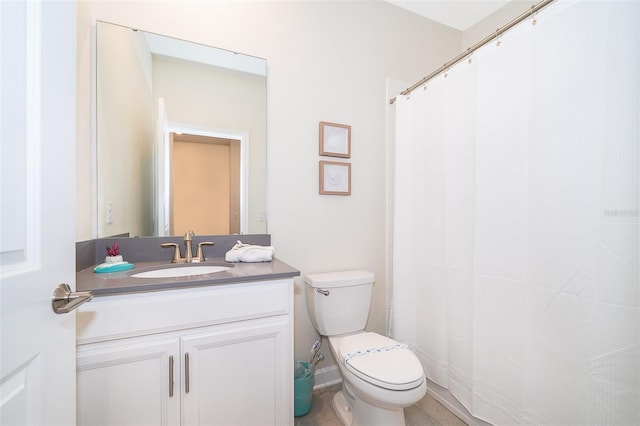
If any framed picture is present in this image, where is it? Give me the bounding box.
[319,121,351,158]
[319,161,351,195]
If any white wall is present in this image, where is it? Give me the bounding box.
[76,1,460,366]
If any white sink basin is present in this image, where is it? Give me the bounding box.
[131,265,231,279]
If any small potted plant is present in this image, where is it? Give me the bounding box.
[105,243,123,263]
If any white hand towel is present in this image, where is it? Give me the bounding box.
[225,241,275,263]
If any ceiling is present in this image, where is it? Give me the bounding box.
[386,0,513,31]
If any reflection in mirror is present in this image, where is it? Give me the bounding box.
[96,21,267,238]
[170,132,241,236]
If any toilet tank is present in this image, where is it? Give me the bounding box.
[304,270,375,336]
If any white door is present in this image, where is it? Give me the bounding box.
[1,1,79,425]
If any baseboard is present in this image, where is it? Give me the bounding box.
[426,379,493,426]
[313,364,342,390]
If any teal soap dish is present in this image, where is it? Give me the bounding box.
[94,262,135,273]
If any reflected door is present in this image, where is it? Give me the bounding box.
[171,134,240,235]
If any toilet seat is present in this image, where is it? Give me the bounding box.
[339,332,424,391]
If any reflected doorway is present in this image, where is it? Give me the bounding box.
[170,133,241,235]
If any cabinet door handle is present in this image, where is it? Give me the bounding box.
[169,355,174,397]
[185,352,190,393]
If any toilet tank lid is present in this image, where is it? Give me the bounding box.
[304,270,375,288]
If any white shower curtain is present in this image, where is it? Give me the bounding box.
[392,1,639,424]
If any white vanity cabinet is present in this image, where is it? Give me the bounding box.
[76,278,294,426]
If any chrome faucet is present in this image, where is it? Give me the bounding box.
[161,230,215,263]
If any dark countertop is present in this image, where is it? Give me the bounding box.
[77,258,300,296]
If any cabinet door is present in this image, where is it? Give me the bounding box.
[181,317,292,426]
[77,337,181,426]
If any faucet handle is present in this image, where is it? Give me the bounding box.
[161,243,182,263]
[196,242,215,262]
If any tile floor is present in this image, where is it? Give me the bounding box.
[294,383,466,426]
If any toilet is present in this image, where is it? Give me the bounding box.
[304,270,426,426]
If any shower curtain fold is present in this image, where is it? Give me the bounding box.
[392,1,639,424]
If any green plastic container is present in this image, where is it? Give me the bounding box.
[294,361,314,416]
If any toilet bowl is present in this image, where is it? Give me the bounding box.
[304,270,426,426]
[328,332,426,425]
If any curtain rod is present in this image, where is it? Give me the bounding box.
[389,0,555,105]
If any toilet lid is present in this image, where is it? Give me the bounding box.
[339,332,424,391]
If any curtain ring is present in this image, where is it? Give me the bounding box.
[531,6,538,26]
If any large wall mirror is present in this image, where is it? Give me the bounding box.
[96,21,267,238]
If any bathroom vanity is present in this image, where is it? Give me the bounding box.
[75,240,298,426]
